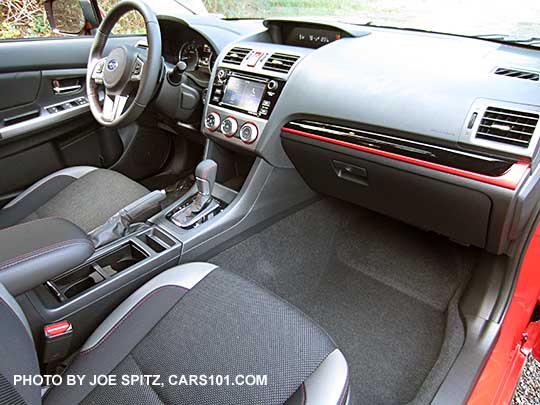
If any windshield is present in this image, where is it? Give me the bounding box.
[201,0,540,40]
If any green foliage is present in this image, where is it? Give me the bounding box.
[100,0,146,35]
[0,0,145,40]
[0,0,54,39]
[202,0,370,18]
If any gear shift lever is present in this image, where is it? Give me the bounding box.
[191,159,217,213]
[171,159,221,229]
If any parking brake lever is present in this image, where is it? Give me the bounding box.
[90,190,166,248]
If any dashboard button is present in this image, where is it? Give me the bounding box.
[221,116,238,137]
[240,122,258,144]
[267,80,278,90]
[204,112,221,131]
[217,69,227,83]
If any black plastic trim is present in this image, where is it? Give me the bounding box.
[284,120,517,176]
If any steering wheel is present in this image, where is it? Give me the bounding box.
[86,0,162,127]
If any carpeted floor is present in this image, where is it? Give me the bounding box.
[210,198,478,404]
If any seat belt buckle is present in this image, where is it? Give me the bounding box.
[42,321,73,363]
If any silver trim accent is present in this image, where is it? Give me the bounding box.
[53,84,82,95]
[304,349,349,405]
[3,166,97,210]
[171,200,220,228]
[203,105,268,151]
[0,98,90,142]
[81,263,217,351]
[102,94,129,122]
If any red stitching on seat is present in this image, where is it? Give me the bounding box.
[80,285,188,355]
[0,239,94,271]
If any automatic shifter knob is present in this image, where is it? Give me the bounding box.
[191,159,217,213]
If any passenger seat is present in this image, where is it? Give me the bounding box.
[0,263,349,404]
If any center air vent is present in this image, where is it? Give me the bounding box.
[476,106,539,147]
[222,47,251,65]
[494,67,539,82]
[263,53,300,74]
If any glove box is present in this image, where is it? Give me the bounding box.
[282,136,494,249]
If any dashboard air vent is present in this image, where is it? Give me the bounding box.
[494,67,539,82]
[222,47,251,65]
[476,106,539,147]
[263,53,300,74]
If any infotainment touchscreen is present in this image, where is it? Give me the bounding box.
[221,77,266,113]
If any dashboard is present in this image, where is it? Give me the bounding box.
[153,15,540,255]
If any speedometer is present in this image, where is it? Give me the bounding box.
[178,42,199,71]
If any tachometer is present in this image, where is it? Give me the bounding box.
[178,42,199,71]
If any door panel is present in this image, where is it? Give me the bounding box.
[0,72,41,110]
[0,36,143,73]
[0,36,144,205]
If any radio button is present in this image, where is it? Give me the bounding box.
[240,123,259,144]
[221,116,238,137]
[204,112,221,131]
[267,80,278,90]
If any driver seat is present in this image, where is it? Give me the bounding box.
[0,166,149,232]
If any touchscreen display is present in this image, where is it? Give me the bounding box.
[221,77,266,113]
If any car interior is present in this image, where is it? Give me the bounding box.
[1,0,540,404]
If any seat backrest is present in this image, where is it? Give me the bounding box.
[0,283,40,405]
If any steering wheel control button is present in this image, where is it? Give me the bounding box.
[95,61,105,74]
[240,123,259,144]
[205,112,221,131]
[221,116,238,137]
[131,59,144,81]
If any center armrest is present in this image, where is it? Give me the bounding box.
[0,218,94,295]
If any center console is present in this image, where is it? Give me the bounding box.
[202,44,303,150]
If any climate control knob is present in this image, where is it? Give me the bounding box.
[204,112,221,131]
[239,122,259,144]
[220,116,238,137]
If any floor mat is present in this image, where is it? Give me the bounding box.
[210,198,477,404]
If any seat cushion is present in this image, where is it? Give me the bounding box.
[0,167,149,232]
[44,263,349,405]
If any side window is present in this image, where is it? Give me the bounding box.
[1,1,55,39]
[100,0,146,35]
[0,0,145,41]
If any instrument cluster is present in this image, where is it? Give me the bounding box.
[178,41,216,73]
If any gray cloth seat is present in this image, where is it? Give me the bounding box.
[0,263,350,405]
[0,166,149,232]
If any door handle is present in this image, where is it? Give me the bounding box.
[332,160,369,186]
[53,84,82,95]
[52,79,82,95]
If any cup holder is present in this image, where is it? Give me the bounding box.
[49,242,148,301]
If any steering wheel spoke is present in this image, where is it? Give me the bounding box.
[130,56,145,82]
[91,58,107,85]
[102,93,129,123]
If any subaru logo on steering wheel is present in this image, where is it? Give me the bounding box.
[107,59,119,71]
